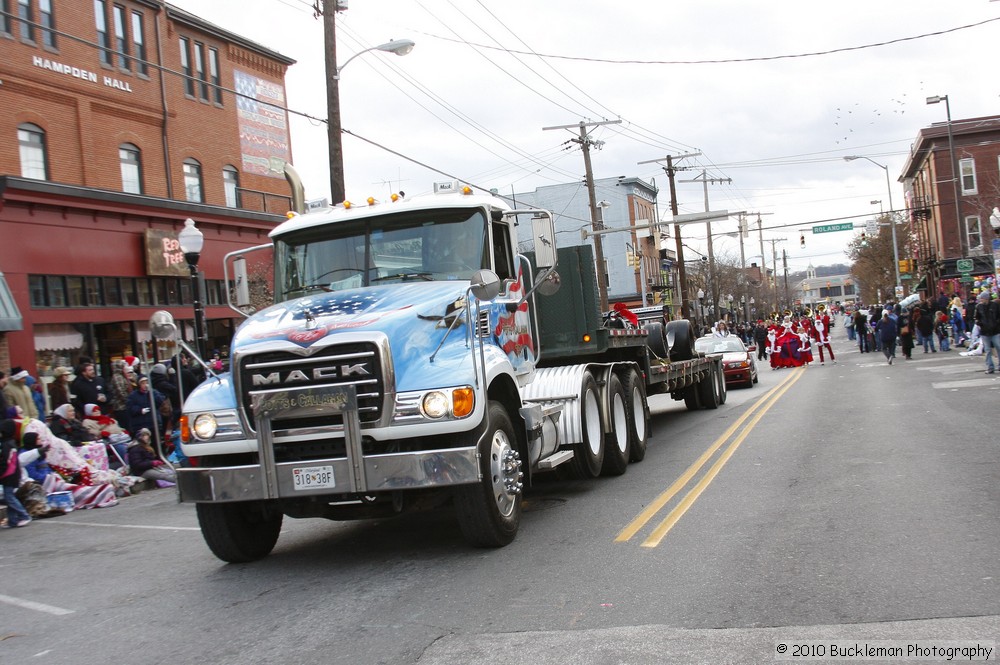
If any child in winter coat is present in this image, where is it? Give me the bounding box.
[0,419,31,527]
[127,429,177,483]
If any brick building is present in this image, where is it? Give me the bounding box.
[0,1,297,405]
[901,115,1000,297]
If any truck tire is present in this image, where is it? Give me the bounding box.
[454,401,522,548]
[567,371,605,479]
[666,320,696,361]
[683,386,700,411]
[600,373,630,476]
[697,369,719,409]
[642,321,669,358]
[196,501,283,563]
[624,368,649,463]
[716,364,728,405]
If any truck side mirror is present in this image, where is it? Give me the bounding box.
[470,269,502,301]
[531,214,557,269]
[233,257,251,308]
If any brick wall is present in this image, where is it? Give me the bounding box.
[0,0,295,208]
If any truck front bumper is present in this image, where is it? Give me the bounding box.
[177,446,481,503]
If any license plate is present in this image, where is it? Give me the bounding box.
[292,465,336,491]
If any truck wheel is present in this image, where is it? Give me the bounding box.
[716,364,728,405]
[454,401,522,548]
[642,321,669,358]
[567,371,605,479]
[697,370,719,409]
[624,368,649,463]
[666,320,696,361]
[683,386,700,411]
[196,501,283,563]
[600,373,630,476]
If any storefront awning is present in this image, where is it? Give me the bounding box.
[0,272,23,331]
[34,324,83,351]
[914,275,928,293]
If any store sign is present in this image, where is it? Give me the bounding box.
[956,258,974,273]
[144,229,192,277]
[32,56,134,93]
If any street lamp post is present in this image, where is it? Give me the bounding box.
[926,94,964,259]
[178,218,208,359]
[844,155,901,294]
[325,26,415,203]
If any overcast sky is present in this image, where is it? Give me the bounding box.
[171,0,1000,272]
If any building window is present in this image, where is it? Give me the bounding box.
[179,36,194,96]
[193,41,208,100]
[39,0,55,48]
[1,0,10,34]
[85,277,103,305]
[17,0,33,42]
[131,10,146,75]
[960,158,977,195]
[223,165,240,207]
[120,277,137,305]
[29,275,45,307]
[47,276,66,307]
[18,123,49,180]
[95,0,111,65]
[103,277,121,306]
[183,158,203,202]
[209,47,222,104]
[966,215,982,251]
[119,143,143,194]
[136,278,151,306]
[112,4,129,70]
[66,276,84,307]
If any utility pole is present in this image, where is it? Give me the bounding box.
[736,212,772,321]
[544,120,621,313]
[763,237,787,311]
[638,152,700,319]
[679,170,731,324]
[323,1,345,204]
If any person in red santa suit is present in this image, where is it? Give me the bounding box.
[812,304,837,365]
[775,314,803,367]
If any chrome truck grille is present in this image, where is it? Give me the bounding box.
[238,343,384,433]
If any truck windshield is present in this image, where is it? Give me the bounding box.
[275,207,488,301]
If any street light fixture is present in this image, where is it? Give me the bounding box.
[925,94,965,259]
[327,38,415,204]
[178,218,208,359]
[843,155,901,293]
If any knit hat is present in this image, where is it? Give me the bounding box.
[9,366,28,381]
[151,363,167,375]
[978,291,990,302]
[124,356,140,368]
[84,404,101,418]
[137,428,151,438]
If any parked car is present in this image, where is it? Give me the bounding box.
[695,336,759,388]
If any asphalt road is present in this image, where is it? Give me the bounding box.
[2,334,998,665]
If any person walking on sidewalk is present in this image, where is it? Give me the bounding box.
[875,309,898,365]
[973,291,1000,374]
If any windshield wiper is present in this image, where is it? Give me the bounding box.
[372,272,433,282]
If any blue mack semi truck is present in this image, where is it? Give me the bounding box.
[170,176,723,562]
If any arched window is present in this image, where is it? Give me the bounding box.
[18,123,48,180]
[183,158,203,203]
[223,165,240,208]
[120,143,143,194]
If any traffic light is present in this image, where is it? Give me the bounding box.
[860,231,867,246]
[898,259,913,274]
[800,233,805,248]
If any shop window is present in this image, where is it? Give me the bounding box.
[131,10,146,75]
[103,277,121,306]
[17,0,33,43]
[66,276,84,307]
[85,277,103,305]
[136,278,151,306]
[40,0,55,48]
[119,143,143,194]
[95,0,111,66]
[47,276,66,307]
[223,165,240,207]
[150,279,166,305]
[29,275,45,307]
[180,277,192,304]
[18,123,49,180]
[183,158,203,202]
[164,278,181,305]
[121,277,137,306]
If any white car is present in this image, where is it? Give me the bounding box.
[695,336,759,388]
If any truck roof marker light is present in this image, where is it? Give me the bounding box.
[285,211,297,219]
[582,333,592,343]
[343,200,352,209]
[367,196,376,206]
[390,193,400,202]
[461,185,473,195]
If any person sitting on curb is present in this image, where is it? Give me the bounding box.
[127,429,177,485]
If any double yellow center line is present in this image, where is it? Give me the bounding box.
[616,366,806,548]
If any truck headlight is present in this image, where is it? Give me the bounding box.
[422,391,449,418]
[192,413,218,440]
